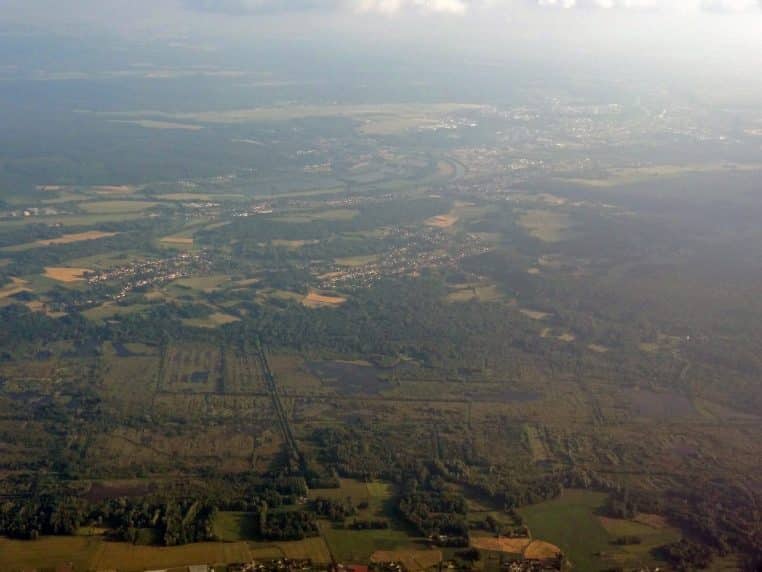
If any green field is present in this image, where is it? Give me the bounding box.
[213,511,258,541]
[518,489,679,571]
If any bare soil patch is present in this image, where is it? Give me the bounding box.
[523,540,562,560]
[0,277,31,299]
[44,267,92,282]
[425,214,459,228]
[302,291,347,308]
[471,536,531,554]
[36,231,117,246]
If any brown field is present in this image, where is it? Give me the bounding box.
[425,214,458,228]
[110,119,204,130]
[471,536,532,554]
[0,536,100,571]
[588,344,609,353]
[277,537,333,563]
[634,513,670,529]
[370,549,443,571]
[520,308,551,320]
[160,235,195,245]
[271,239,319,249]
[302,291,347,308]
[91,185,137,194]
[0,277,31,299]
[523,540,562,560]
[470,536,560,561]
[43,266,92,282]
[436,160,456,178]
[35,230,118,246]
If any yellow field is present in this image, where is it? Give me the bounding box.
[91,185,137,194]
[38,230,117,246]
[302,291,347,308]
[44,267,92,282]
[271,239,319,249]
[160,235,195,245]
[471,536,561,561]
[470,536,531,554]
[524,540,562,559]
[0,277,31,299]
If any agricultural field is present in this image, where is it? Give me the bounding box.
[518,490,681,571]
[1,59,762,572]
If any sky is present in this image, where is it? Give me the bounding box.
[1,0,761,101]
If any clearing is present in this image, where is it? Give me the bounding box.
[0,277,32,299]
[302,291,348,308]
[518,209,571,242]
[43,267,92,282]
[425,213,458,228]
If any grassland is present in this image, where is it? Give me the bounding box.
[335,254,380,267]
[275,208,359,223]
[518,209,571,242]
[558,162,762,188]
[314,480,417,564]
[1,231,118,252]
[93,103,484,135]
[183,312,240,328]
[518,489,680,571]
[446,283,503,303]
[79,200,161,214]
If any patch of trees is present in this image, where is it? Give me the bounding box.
[612,536,641,545]
[602,489,638,520]
[312,497,356,521]
[397,471,469,545]
[659,539,713,571]
[0,495,87,539]
[258,507,318,540]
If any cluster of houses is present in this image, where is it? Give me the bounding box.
[85,252,212,301]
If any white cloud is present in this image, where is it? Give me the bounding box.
[355,0,469,14]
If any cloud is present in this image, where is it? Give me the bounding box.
[180,0,762,13]
[181,0,341,14]
[182,0,469,14]
[354,0,469,13]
